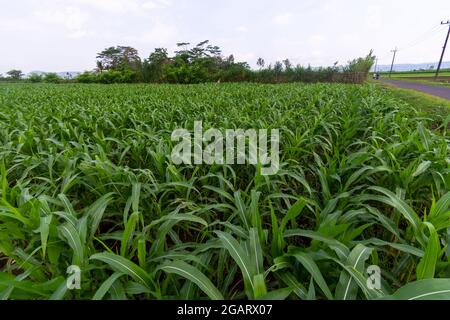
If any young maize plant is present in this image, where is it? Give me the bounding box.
[0,82,449,300]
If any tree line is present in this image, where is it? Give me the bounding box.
[0,40,375,84]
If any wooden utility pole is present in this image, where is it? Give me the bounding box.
[435,20,450,81]
[389,48,398,78]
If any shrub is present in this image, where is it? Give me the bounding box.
[28,73,43,83]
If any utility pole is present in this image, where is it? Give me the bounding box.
[389,48,398,78]
[374,58,379,73]
[435,20,450,81]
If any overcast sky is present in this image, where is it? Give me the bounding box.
[1,0,450,73]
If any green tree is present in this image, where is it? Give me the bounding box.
[43,73,62,83]
[6,69,24,80]
[28,73,43,83]
[96,61,104,73]
[96,46,141,71]
[143,48,169,82]
[283,59,292,71]
[257,57,265,69]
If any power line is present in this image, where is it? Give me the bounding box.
[398,24,442,51]
[435,20,450,80]
[376,24,445,67]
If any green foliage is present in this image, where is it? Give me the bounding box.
[0,82,449,300]
[344,50,376,73]
[28,73,43,83]
[76,70,138,84]
[142,48,169,83]
[43,73,62,83]
[6,70,24,80]
[75,41,374,84]
[96,46,142,72]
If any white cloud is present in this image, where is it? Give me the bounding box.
[142,0,173,10]
[366,6,382,30]
[272,13,294,25]
[69,0,130,14]
[0,18,29,32]
[142,1,159,10]
[126,19,178,46]
[34,6,89,38]
[340,34,358,45]
[234,52,255,62]
[68,0,171,14]
[235,26,248,32]
[308,35,326,46]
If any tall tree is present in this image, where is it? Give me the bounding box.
[274,61,283,73]
[257,58,265,69]
[96,61,104,73]
[6,70,24,80]
[143,48,169,82]
[283,59,292,71]
[96,46,141,71]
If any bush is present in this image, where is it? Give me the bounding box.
[76,72,97,83]
[28,73,43,83]
[44,73,62,83]
[76,70,138,84]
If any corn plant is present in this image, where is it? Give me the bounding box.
[0,82,449,300]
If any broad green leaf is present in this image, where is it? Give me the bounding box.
[385,279,450,300]
[416,222,440,280]
[234,191,249,230]
[290,250,334,300]
[131,182,141,215]
[277,271,307,300]
[120,211,139,257]
[148,213,208,229]
[49,280,68,300]
[429,191,450,219]
[138,238,146,268]
[412,161,431,177]
[1,159,7,200]
[367,187,421,231]
[161,260,224,300]
[88,192,115,239]
[93,272,124,300]
[58,193,76,217]
[249,228,263,274]
[39,215,52,258]
[258,287,293,300]
[59,223,84,266]
[280,197,306,231]
[335,244,372,300]
[252,274,267,298]
[90,252,152,287]
[215,231,255,295]
[284,229,349,260]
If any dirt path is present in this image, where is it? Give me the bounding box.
[382,80,450,100]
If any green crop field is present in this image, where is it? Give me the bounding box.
[1,83,450,300]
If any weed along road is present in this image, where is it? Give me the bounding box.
[383,79,450,100]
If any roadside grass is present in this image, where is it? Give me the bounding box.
[378,71,450,78]
[376,81,450,119]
